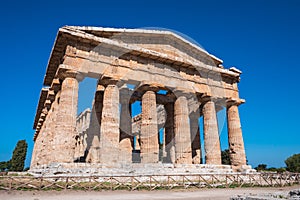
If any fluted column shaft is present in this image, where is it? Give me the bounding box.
[30,140,38,167]
[35,118,49,165]
[227,104,246,167]
[174,96,192,164]
[119,88,133,164]
[31,127,44,167]
[44,97,60,164]
[99,84,120,165]
[86,88,103,163]
[190,111,202,164]
[140,90,159,163]
[54,76,79,163]
[202,100,221,165]
[164,102,175,163]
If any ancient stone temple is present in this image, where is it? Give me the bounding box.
[31,26,250,173]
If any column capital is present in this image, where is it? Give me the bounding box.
[199,94,228,106]
[199,94,216,104]
[57,69,84,81]
[44,99,52,110]
[173,89,190,97]
[47,89,55,102]
[173,86,194,97]
[120,86,133,104]
[226,98,245,107]
[98,77,119,87]
[96,83,105,91]
[50,78,61,93]
[139,84,160,93]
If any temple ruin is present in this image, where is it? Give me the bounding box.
[31,26,250,173]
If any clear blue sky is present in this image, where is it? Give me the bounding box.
[0,0,299,168]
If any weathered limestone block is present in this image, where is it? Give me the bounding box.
[227,104,246,167]
[119,87,133,164]
[164,102,175,163]
[174,96,192,164]
[53,76,79,163]
[140,90,159,163]
[202,100,221,165]
[99,84,120,165]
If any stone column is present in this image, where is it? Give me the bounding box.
[34,131,44,166]
[140,90,159,163]
[46,94,60,164]
[190,111,202,164]
[227,102,247,167]
[31,131,41,167]
[54,71,82,163]
[119,87,133,164]
[82,110,90,156]
[33,108,50,166]
[99,83,120,165]
[202,99,221,165]
[164,102,175,163]
[86,85,104,163]
[174,95,192,164]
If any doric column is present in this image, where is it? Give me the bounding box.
[30,138,38,167]
[140,89,159,163]
[33,108,48,166]
[119,86,133,164]
[32,108,49,166]
[31,126,44,167]
[190,111,202,164]
[227,101,247,167]
[99,82,120,165]
[54,70,82,163]
[46,94,60,164]
[174,95,192,164]
[164,102,175,163]
[82,110,91,156]
[86,85,104,163]
[202,99,221,165]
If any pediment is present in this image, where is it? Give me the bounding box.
[66,26,222,67]
[44,26,238,86]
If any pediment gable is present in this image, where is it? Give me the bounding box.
[66,26,222,66]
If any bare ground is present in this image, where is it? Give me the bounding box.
[0,186,299,200]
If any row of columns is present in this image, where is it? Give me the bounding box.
[32,71,246,168]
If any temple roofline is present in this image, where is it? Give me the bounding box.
[43,26,241,86]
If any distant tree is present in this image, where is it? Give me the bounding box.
[0,161,10,172]
[267,167,277,172]
[285,153,300,173]
[10,140,28,171]
[0,161,7,171]
[255,164,267,171]
[275,167,286,173]
[221,149,231,165]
